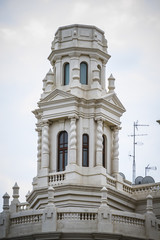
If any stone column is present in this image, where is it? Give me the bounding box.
[41,121,50,172]
[71,55,80,87]
[101,61,106,89]
[96,118,103,166]
[55,57,62,87]
[111,127,120,177]
[69,116,78,164]
[91,57,100,89]
[36,127,42,174]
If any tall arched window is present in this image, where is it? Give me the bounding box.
[82,134,89,167]
[64,63,69,85]
[80,62,88,85]
[58,131,68,171]
[102,135,106,168]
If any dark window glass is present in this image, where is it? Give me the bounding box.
[64,63,69,85]
[97,65,101,81]
[80,62,88,85]
[58,131,68,171]
[82,134,89,167]
[102,135,106,168]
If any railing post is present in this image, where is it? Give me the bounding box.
[145,194,159,240]
[42,186,57,232]
[98,186,113,233]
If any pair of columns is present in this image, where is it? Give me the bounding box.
[96,118,120,176]
[36,118,120,176]
[36,121,49,174]
[36,117,78,174]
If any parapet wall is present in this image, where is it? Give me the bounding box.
[0,205,160,239]
[0,186,160,240]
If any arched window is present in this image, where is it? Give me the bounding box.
[58,131,68,171]
[82,134,89,167]
[80,62,88,85]
[64,63,69,85]
[102,135,106,168]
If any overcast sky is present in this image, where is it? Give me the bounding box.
[0,0,160,210]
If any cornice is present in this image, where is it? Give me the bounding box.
[48,46,110,63]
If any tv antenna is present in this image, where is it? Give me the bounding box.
[129,121,149,184]
[145,164,157,177]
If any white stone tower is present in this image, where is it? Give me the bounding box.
[1,24,160,240]
[29,24,125,209]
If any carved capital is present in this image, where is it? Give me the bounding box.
[68,114,79,120]
[110,125,121,131]
[95,116,104,122]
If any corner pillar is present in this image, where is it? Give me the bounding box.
[70,55,80,87]
[95,118,103,166]
[42,186,57,232]
[98,186,113,233]
[111,126,120,177]
[41,121,50,175]
[36,127,42,175]
[69,115,78,165]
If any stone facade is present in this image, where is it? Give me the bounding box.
[0,24,160,240]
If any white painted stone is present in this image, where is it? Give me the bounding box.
[0,24,160,240]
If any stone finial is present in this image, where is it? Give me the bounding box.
[48,186,55,206]
[108,74,115,93]
[12,182,19,199]
[45,69,54,92]
[42,76,47,91]
[100,186,108,206]
[46,69,54,83]
[3,192,10,211]
[25,191,30,200]
[146,194,153,213]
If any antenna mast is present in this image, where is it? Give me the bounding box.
[129,121,149,184]
[145,164,157,176]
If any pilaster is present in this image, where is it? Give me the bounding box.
[70,55,80,86]
[55,57,62,87]
[111,126,120,177]
[95,118,103,166]
[69,115,78,165]
[36,127,42,175]
[40,121,50,180]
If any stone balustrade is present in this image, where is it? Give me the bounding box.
[112,213,145,226]
[123,183,133,194]
[10,213,42,225]
[17,202,30,211]
[106,176,116,188]
[122,181,160,195]
[57,210,97,221]
[48,172,65,185]
[0,206,160,239]
[132,182,160,194]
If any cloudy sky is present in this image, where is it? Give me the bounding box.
[0,0,160,210]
